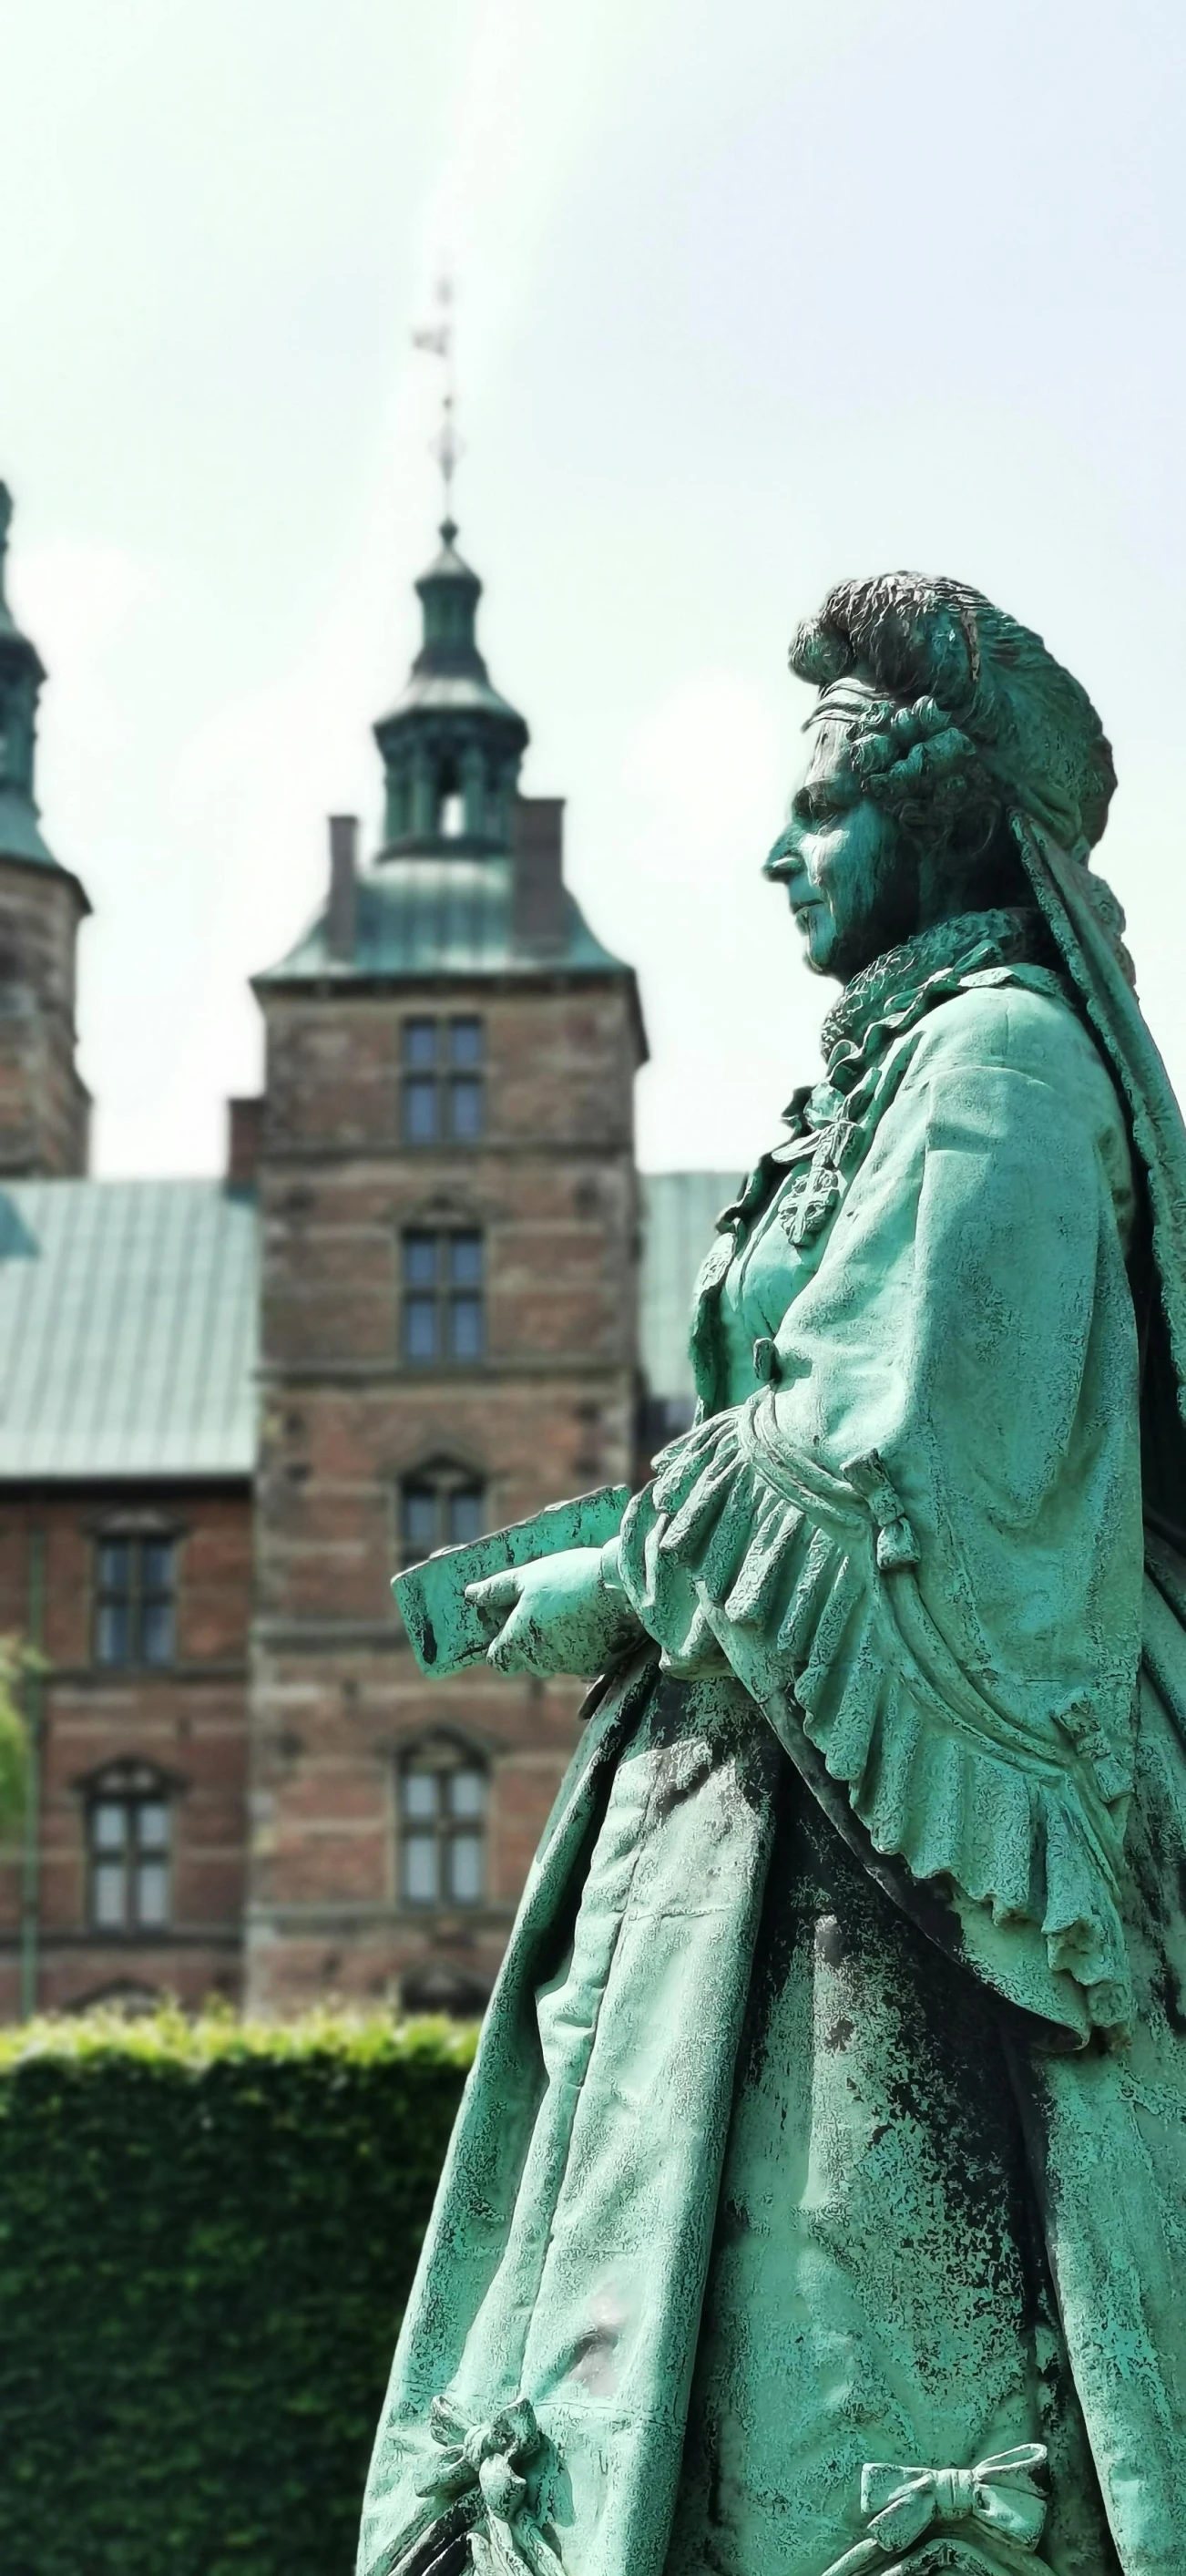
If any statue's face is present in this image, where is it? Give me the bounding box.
[764,718,911,980]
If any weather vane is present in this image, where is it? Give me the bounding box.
[411,275,463,524]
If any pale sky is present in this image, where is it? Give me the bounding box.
[2,0,1184,1179]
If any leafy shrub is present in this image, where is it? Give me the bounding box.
[0,1632,34,1831]
[0,2007,475,2576]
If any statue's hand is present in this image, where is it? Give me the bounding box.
[465,1546,639,1678]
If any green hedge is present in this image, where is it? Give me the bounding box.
[0,2007,477,2576]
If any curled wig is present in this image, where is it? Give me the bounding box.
[790,570,1186,1496]
[790,572,1116,858]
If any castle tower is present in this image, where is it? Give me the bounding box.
[0,486,90,1175]
[373,517,528,854]
[245,519,645,2012]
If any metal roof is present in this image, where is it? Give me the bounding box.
[0,1180,258,1480]
[378,671,528,724]
[0,1167,733,1484]
[639,1170,741,1401]
[256,855,629,985]
[0,787,61,873]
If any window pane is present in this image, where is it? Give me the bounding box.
[448,1077,483,1142]
[403,1019,437,1068]
[403,1232,438,1288]
[448,1767,486,1820]
[96,1602,129,1665]
[449,1018,484,1069]
[402,1488,438,1552]
[98,1539,130,1592]
[447,1488,484,1546]
[403,1076,439,1144]
[136,1801,170,1852]
[448,1233,482,1288]
[439,791,465,837]
[402,1770,440,1821]
[448,1832,484,1904]
[403,1832,439,1902]
[140,1600,175,1667]
[141,1538,175,1595]
[450,1296,483,1361]
[94,1860,127,1926]
[405,1298,439,1363]
[93,1800,128,1852]
[136,1861,169,1927]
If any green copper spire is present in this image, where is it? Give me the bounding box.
[0,481,62,874]
[373,518,529,855]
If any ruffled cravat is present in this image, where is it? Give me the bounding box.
[818,906,1050,1071]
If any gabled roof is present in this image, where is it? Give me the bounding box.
[0,1180,258,1479]
[255,855,629,985]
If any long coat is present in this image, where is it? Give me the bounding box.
[359,919,1186,2576]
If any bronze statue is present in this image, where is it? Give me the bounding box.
[361,577,1186,2576]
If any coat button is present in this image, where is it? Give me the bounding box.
[751,1335,777,1383]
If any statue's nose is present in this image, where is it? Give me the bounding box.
[762,827,799,882]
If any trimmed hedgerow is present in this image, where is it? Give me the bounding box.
[0,2007,476,2576]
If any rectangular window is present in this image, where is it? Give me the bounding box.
[402,1020,440,1147]
[447,1486,484,1545]
[87,1784,173,1929]
[399,1752,486,1906]
[400,1016,485,1144]
[404,1074,439,1144]
[402,1231,484,1365]
[95,1535,178,1668]
[449,1232,484,1359]
[404,1019,438,1068]
[448,1018,484,1141]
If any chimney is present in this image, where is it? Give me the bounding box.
[327,813,358,961]
[511,796,567,955]
[226,1095,263,1185]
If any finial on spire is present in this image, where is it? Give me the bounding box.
[0,484,11,604]
[411,274,465,521]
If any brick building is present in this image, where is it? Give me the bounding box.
[0,484,733,2017]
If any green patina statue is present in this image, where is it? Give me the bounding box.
[359,578,1186,2576]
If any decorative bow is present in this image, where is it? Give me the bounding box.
[843,1451,920,1573]
[816,2444,1048,2576]
[389,2395,565,2576]
[862,2442,1049,2555]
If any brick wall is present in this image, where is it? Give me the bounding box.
[247,970,641,2013]
[0,1486,252,2014]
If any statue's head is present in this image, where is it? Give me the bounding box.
[766,572,1121,983]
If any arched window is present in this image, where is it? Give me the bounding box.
[398,1734,487,1907]
[85,1760,175,1930]
[398,1461,486,1566]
